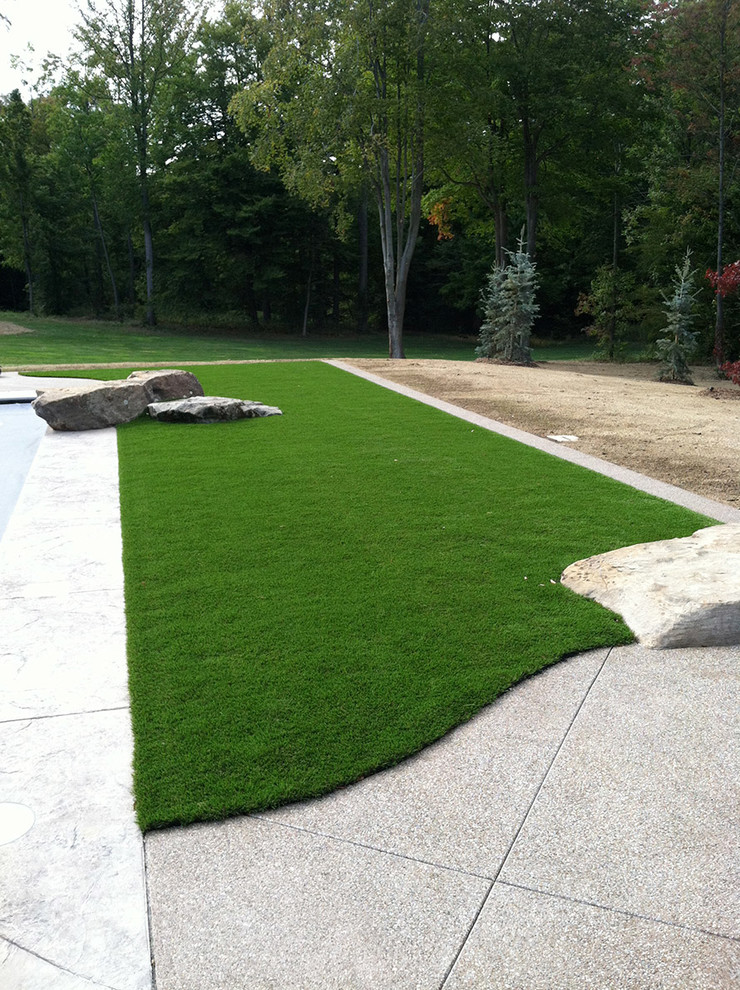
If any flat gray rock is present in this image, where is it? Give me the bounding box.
[561,524,740,648]
[147,395,282,423]
[32,369,203,431]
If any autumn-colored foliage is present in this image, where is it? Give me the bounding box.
[720,361,740,386]
[427,199,454,241]
[706,260,740,297]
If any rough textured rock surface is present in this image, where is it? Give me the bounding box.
[147,396,282,423]
[32,380,151,431]
[561,524,740,648]
[127,369,204,402]
[32,369,204,431]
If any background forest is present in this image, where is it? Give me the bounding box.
[0,0,737,361]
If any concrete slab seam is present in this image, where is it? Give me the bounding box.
[437,880,495,990]
[324,359,740,525]
[490,647,613,887]
[0,934,122,990]
[141,841,158,990]
[438,648,614,987]
[246,813,496,882]
[496,879,740,945]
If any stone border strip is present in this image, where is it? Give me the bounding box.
[325,359,740,526]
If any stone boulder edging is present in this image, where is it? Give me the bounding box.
[147,396,282,423]
[561,523,740,648]
[31,369,204,431]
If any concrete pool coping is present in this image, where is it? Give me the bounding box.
[1,366,737,989]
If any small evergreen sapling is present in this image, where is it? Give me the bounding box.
[655,249,700,385]
[476,233,538,364]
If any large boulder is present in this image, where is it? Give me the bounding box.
[32,369,204,431]
[127,369,204,402]
[33,380,151,431]
[561,524,740,648]
[147,396,282,423]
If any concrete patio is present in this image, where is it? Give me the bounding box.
[1,368,738,989]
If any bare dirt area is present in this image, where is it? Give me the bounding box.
[0,322,34,335]
[346,358,740,508]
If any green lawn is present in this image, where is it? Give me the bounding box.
[0,312,474,364]
[109,361,711,831]
[1,310,599,365]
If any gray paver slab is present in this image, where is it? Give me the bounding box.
[261,649,608,876]
[444,882,740,990]
[499,643,739,937]
[0,590,128,720]
[0,711,150,990]
[145,816,490,990]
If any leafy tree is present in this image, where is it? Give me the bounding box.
[232,0,433,357]
[575,264,638,359]
[428,0,647,264]
[74,0,203,324]
[150,2,344,328]
[655,249,700,383]
[0,90,36,311]
[637,0,740,364]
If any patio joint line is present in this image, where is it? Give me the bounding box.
[5,587,124,602]
[436,880,495,990]
[0,932,121,989]
[247,814,495,882]
[0,705,129,726]
[141,840,159,990]
[489,646,612,884]
[438,646,613,988]
[497,879,740,944]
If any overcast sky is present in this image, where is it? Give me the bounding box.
[1,0,81,96]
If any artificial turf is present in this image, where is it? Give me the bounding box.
[116,361,713,831]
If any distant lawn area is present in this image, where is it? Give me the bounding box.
[107,361,711,831]
[1,310,599,365]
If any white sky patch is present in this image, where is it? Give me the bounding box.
[0,0,81,96]
[1,0,220,98]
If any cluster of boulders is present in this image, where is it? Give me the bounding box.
[31,369,282,431]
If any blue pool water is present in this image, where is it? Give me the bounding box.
[0,401,47,541]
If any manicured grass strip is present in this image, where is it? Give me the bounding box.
[1,311,478,364]
[2,310,601,366]
[116,362,712,831]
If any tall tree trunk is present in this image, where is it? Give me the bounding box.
[376,172,406,358]
[358,186,369,332]
[609,190,619,361]
[91,187,121,320]
[375,140,423,359]
[302,235,314,337]
[19,193,34,314]
[523,122,538,258]
[332,248,341,323]
[493,192,508,268]
[127,229,137,305]
[141,173,156,326]
[714,5,727,367]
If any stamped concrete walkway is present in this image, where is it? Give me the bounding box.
[1,367,738,990]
